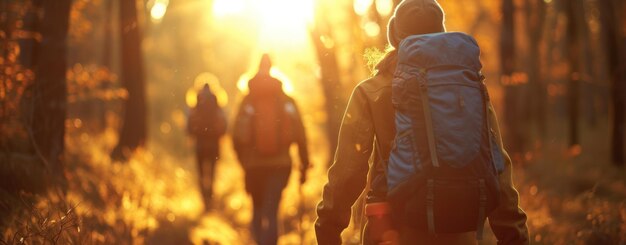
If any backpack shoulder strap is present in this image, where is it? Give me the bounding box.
[416,70,440,168]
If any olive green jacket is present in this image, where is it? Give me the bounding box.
[315,72,529,245]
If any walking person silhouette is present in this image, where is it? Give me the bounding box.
[188,84,227,211]
[233,54,310,245]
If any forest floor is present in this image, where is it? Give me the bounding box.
[508,124,626,244]
[2,119,626,244]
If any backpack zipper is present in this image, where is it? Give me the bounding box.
[418,75,440,168]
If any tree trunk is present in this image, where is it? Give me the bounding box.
[598,0,625,165]
[501,0,524,154]
[525,0,546,138]
[112,0,147,160]
[577,0,596,128]
[31,0,72,183]
[369,2,388,48]
[96,0,116,132]
[310,25,344,164]
[564,0,581,147]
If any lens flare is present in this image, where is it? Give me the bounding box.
[364,21,381,37]
[354,0,373,16]
[376,0,393,16]
[149,0,169,22]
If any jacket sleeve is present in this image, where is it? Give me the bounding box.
[487,103,530,245]
[315,86,375,245]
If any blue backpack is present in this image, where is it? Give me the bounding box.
[386,32,505,239]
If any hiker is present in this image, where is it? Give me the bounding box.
[187,83,227,211]
[315,0,529,244]
[233,54,310,245]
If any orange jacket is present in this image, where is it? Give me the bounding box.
[315,72,529,245]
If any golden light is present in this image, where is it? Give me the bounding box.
[212,0,314,38]
[236,67,295,95]
[364,21,381,37]
[159,122,171,134]
[236,73,252,94]
[254,0,315,50]
[354,0,373,16]
[212,0,246,18]
[186,72,229,108]
[270,68,295,95]
[149,0,169,22]
[210,0,316,53]
[376,0,394,16]
[170,109,187,129]
[320,35,335,49]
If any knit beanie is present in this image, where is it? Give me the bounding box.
[387,0,446,48]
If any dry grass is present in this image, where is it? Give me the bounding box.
[1,192,83,244]
[2,116,625,245]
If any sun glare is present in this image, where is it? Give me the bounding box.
[254,0,315,50]
[212,0,314,50]
[149,0,169,22]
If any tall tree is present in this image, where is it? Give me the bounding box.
[96,0,116,131]
[598,0,625,165]
[310,23,344,162]
[112,0,147,160]
[577,0,597,128]
[564,0,582,147]
[524,0,547,138]
[310,1,346,163]
[31,0,72,182]
[501,0,524,154]
[369,1,389,48]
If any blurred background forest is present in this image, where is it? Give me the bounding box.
[1,0,625,244]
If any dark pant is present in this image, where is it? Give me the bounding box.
[245,166,291,245]
[197,150,217,210]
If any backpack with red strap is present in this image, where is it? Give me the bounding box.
[235,75,296,156]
